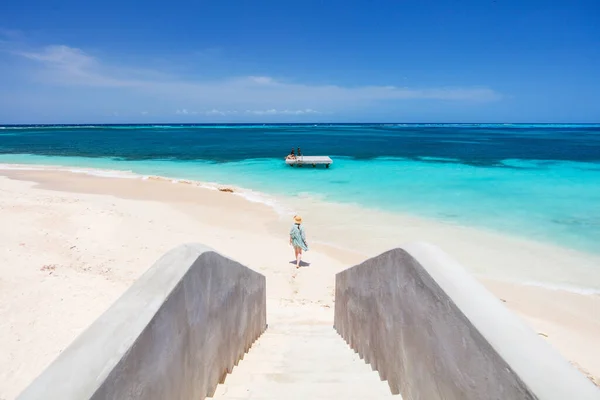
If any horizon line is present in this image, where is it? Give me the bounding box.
[2,122,600,127]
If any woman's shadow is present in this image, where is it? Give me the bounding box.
[289,260,311,267]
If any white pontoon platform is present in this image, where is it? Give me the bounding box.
[285,156,333,168]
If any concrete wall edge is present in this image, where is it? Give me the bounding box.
[16,243,255,399]
[401,241,599,399]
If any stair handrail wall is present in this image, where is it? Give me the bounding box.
[334,242,600,400]
[18,243,267,400]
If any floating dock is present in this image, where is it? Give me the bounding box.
[285,156,333,168]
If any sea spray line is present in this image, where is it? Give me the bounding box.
[518,281,600,296]
[0,162,293,217]
[1,160,600,292]
[0,149,598,256]
[67,168,139,179]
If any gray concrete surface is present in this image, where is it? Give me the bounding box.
[17,243,267,400]
[211,322,397,399]
[334,242,600,400]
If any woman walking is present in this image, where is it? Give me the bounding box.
[289,215,308,268]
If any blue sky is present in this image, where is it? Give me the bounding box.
[0,0,599,123]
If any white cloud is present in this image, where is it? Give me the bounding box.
[141,111,148,115]
[7,43,503,114]
[0,28,23,40]
[245,108,321,115]
[246,109,277,115]
[205,109,225,116]
[19,45,93,67]
[173,108,322,117]
[249,76,274,85]
[175,109,199,115]
[15,45,141,87]
[285,109,320,115]
[203,109,244,116]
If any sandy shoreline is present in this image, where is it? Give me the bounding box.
[0,168,599,397]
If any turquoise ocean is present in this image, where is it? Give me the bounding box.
[1,123,599,255]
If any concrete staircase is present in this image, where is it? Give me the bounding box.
[211,322,397,400]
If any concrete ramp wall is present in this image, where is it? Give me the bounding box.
[334,242,600,400]
[18,243,267,400]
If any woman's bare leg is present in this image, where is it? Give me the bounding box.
[296,248,302,268]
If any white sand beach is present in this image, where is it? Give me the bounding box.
[0,168,599,398]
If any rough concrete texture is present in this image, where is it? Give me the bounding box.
[17,243,267,400]
[211,317,396,399]
[334,242,600,400]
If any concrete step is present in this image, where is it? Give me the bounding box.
[236,345,359,361]
[228,362,377,375]
[230,353,375,373]
[214,393,398,399]
[234,343,361,363]
[212,395,398,400]
[213,397,398,400]
[211,323,396,399]
[246,339,353,352]
[222,371,384,386]
[213,382,395,399]
[247,335,352,348]
[258,326,339,335]
[233,349,366,364]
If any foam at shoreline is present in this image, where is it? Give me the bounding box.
[519,281,600,296]
[1,151,599,257]
[2,161,600,296]
[0,163,294,217]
